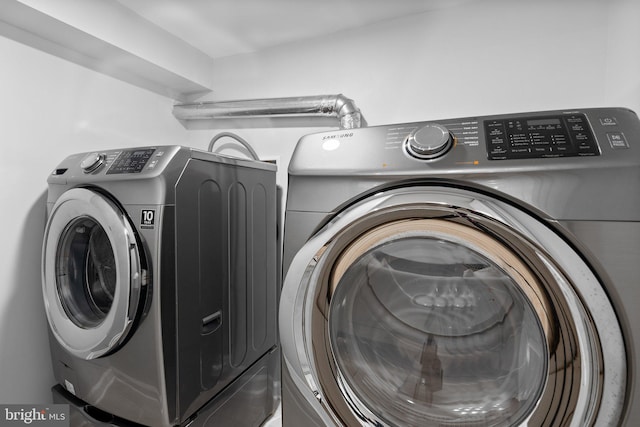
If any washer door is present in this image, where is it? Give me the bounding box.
[280,185,626,426]
[42,188,146,360]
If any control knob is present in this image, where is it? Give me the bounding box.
[80,152,105,173]
[405,124,453,160]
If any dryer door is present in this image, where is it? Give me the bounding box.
[42,188,146,360]
[280,185,626,426]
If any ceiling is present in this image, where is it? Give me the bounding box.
[1,0,479,100]
[116,0,476,59]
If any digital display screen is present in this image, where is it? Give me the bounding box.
[107,148,156,174]
[527,118,561,127]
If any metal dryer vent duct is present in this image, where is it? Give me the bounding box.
[172,94,364,129]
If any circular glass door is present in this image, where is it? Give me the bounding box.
[328,220,548,426]
[280,185,626,427]
[42,188,145,360]
[55,216,117,328]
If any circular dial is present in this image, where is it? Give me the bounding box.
[405,124,453,160]
[80,152,105,173]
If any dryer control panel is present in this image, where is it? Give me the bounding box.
[289,107,639,177]
[485,113,599,160]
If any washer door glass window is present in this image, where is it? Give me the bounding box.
[42,188,145,360]
[329,226,547,426]
[56,216,117,328]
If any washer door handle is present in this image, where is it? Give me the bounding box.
[202,310,222,334]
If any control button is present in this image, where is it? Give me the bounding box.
[405,124,453,160]
[577,142,596,150]
[607,132,629,149]
[510,148,530,155]
[600,117,618,126]
[80,152,105,173]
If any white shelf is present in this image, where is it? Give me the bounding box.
[0,0,213,101]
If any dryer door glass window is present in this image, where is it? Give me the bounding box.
[328,234,547,426]
[56,217,116,328]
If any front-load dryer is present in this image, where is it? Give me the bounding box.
[280,107,640,426]
[42,146,279,426]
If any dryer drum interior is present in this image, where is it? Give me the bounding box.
[283,186,626,426]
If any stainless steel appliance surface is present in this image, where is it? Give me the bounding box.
[280,107,639,426]
[42,146,279,426]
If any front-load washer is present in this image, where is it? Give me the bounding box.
[280,107,640,426]
[42,146,279,426]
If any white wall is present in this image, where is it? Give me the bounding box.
[604,0,640,108]
[185,0,640,185]
[1,0,639,406]
[0,36,187,403]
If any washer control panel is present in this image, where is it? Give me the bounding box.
[76,148,161,175]
[485,113,599,160]
[80,152,106,173]
[106,148,156,174]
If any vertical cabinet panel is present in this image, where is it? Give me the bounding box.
[229,182,248,368]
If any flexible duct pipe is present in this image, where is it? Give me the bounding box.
[172,94,363,129]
